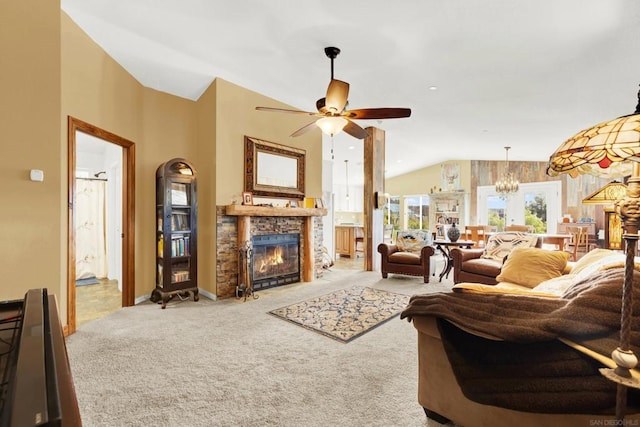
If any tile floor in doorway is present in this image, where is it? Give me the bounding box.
[76,279,121,328]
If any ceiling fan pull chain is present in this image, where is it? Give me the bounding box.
[331,136,335,160]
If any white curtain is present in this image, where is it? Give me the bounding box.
[76,179,108,280]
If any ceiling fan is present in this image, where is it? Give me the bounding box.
[255,46,411,139]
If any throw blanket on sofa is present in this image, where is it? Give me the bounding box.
[401,267,640,413]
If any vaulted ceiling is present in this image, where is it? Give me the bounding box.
[62,0,640,185]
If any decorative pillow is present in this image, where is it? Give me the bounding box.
[532,275,575,295]
[396,230,432,254]
[496,247,570,288]
[572,253,626,282]
[481,232,539,262]
[570,248,617,276]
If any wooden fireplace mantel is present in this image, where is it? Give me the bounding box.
[224,204,327,217]
[224,204,326,283]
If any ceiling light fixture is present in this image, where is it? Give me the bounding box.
[316,116,348,136]
[495,146,519,198]
[547,85,640,421]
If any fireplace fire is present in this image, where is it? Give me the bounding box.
[251,233,300,290]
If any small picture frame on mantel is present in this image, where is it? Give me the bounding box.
[242,191,253,206]
[290,200,298,208]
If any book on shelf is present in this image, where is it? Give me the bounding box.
[170,236,190,257]
[171,270,190,283]
[170,211,190,231]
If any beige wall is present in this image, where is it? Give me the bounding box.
[195,82,217,294]
[0,5,324,326]
[215,78,323,204]
[62,13,200,305]
[385,160,472,196]
[0,1,62,302]
[385,161,470,227]
[62,18,324,302]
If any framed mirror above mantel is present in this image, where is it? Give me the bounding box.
[244,136,305,199]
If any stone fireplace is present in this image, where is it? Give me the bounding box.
[251,233,300,290]
[215,205,326,298]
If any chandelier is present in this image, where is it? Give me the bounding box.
[495,146,519,196]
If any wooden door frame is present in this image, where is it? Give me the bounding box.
[67,116,136,334]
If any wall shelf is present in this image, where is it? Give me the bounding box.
[225,205,327,217]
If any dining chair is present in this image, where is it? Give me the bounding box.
[464,225,486,248]
[564,226,590,261]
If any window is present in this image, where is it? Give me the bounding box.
[477,182,561,233]
[404,195,430,230]
[384,196,401,230]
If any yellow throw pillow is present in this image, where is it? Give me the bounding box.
[496,247,570,289]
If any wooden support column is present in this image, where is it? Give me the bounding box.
[364,127,385,271]
[237,215,250,246]
[303,217,314,282]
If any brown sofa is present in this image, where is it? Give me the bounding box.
[377,243,435,283]
[451,233,542,284]
[410,316,637,426]
[402,256,640,426]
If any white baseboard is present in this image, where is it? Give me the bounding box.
[135,294,150,305]
[198,289,217,301]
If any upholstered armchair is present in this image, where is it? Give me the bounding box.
[378,230,436,283]
[451,232,541,284]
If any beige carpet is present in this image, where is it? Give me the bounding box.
[66,268,454,427]
[269,286,411,343]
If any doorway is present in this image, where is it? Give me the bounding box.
[67,117,135,334]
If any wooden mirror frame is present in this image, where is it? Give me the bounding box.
[244,136,305,199]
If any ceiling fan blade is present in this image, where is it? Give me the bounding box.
[256,106,321,117]
[290,121,319,137]
[343,120,369,139]
[325,80,349,113]
[343,108,412,120]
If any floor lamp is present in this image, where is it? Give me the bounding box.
[547,88,640,420]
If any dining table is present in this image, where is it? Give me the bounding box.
[536,233,573,251]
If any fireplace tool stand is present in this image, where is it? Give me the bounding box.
[236,240,258,302]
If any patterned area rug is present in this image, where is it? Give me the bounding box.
[268,286,410,343]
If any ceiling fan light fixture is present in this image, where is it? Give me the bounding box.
[316,116,348,136]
